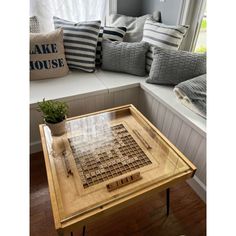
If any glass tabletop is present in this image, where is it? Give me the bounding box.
[41,105,196,225]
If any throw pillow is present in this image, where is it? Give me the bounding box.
[30,28,69,80]
[174,74,206,118]
[106,10,161,42]
[30,16,40,33]
[96,26,127,66]
[146,47,206,85]
[102,40,149,76]
[142,18,189,72]
[53,16,101,72]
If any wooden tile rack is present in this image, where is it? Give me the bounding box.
[106,172,142,191]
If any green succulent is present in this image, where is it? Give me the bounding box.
[37,98,68,124]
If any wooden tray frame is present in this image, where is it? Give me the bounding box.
[39,104,196,235]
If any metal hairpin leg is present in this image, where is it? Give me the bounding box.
[166,188,170,216]
[82,225,86,236]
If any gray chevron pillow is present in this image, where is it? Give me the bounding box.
[102,40,149,76]
[146,47,206,85]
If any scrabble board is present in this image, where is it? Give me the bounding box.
[68,123,152,188]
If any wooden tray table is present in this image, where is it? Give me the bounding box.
[39,104,196,236]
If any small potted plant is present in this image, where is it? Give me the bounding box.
[37,98,68,136]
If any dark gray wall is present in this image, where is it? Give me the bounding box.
[141,0,183,25]
[116,0,183,24]
[117,0,142,16]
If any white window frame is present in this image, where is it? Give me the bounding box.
[190,0,206,51]
[177,0,191,26]
[106,0,117,15]
[177,0,206,51]
[105,0,117,24]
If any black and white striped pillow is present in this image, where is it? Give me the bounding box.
[96,26,126,66]
[142,18,189,72]
[53,16,101,72]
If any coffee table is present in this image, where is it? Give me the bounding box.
[39,104,196,236]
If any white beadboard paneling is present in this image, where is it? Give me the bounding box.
[95,94,105,112]
[114,90,125,107]
[156,103,167,132]
[121,90,129,106]
[140,82,206,137]
[104,93,114,109]
[162,109,174,139]
[67,98,85,117]
[193,138,206,184]
[84,96,97,114]
[123,87,140,108]
[149,98,158,125]
[138,89,146,114]
[168,115,183,145]
[139,90,147,115]
[133,88,140,107]
[198,163,206,185]
[151,99,160,128]
[144,91,154,122]
[112,87,140,108]
[175,122,192,153]
[184,130,203,163]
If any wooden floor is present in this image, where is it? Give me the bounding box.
[30,152,206,236]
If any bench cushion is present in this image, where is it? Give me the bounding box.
[95,69,146,91]
[30,71,107,106]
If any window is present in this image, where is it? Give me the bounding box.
[195,9,207,52]
[30,0,115,32]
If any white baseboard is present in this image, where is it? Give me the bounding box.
[186,175,206,203]
[30,140,42,154]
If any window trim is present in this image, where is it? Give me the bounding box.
[105,0,117,25]
[106,0,117,16]
[177,0,191,26]
[190,0,206,51]
[177,0,206,51]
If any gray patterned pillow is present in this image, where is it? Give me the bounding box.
[102,40,149,76]
[146,47,206,85]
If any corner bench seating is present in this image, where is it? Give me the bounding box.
[30,69,206,202]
